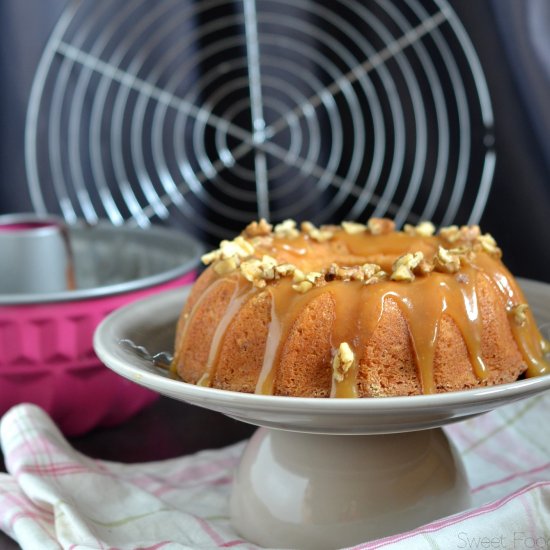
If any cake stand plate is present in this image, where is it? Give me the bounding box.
[94,278,550,548]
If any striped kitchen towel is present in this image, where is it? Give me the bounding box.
[1,398,550,550]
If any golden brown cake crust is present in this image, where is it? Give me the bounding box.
[172,219,549,397]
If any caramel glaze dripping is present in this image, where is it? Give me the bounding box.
[255,280,296,394]
[327,268,487,397]
[171,276,256,385]
[175,230,549,396]
[329,283,365,398]
[198,279,256,387]
[473,253,549,378]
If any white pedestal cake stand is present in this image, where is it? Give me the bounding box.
[94,281,550,549]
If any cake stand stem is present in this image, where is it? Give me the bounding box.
[231,426,471,549]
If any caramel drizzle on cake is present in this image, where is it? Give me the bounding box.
[173,219,550,397]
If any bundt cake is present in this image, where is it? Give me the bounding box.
[172,218,549,397]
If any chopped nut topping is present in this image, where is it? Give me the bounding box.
[439,225,481,244]
[249,235,274,248]
[203,218,505,294]
[239,259,266,287]
[433,246,462,274]
[243,218,273,237]
[460,225,482,242]
[291,270,323,293]
[327,264,361,282]
[417,259,435,275]
[292,280,313,293]
[391,252,424,282]
[306,271,323,284]
[511,303,529,326]
[226,236,254,258]
[341,221,367,234]
[403,221,436,237]
[360,264,381,279]
[301,221,334,242]
[274,219,300,239]
[201,249,221,265]
[201,236,255,265]
[332,342,355,383]
[292,269,306,283]
[362,263,388,284]
[260,255,278,279]
[475,233,502,258]
[240,255,278,288]
[325,263,338,280]
[275,263,296,277]
[213,257,240,275]
[201,235,256,275]
[438,225,460,243]
[326,262,387,284]
[367,217,395,235]
[438,226,500,257]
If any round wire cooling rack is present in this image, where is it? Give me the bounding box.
[25,0,495,243]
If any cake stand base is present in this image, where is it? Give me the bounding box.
[230,427,471,549]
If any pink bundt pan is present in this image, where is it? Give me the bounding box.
[0,217,201,435]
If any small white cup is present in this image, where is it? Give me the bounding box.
[0,214,72,295]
